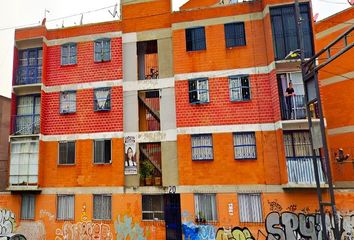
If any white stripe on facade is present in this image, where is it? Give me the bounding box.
[124,129,177,142]
[40,132,124,141]
[174,62,275,80]
[42,79,123,93]
[123,77,174,91]
[328,125,354,136]
[122,32,137,43]
[320,71,354,87]
[316,19,354,40]
[45,31,122,46]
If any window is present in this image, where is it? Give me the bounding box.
[229,75,250,101]
[186,27,206,51]
[93,194,111,220]
[57,195,74,220]
[59,141,75,164]
[94,139,111,164]
[60,91,76,114]
[191,134,213,161]
[270,3,313,60]
[238,193,263,223]
[194,194,217,221]
[283,131,319,158]
[15,95,40,135]
[94,39,111,62]
[94,88,111,111]
[17,48,42,85]
[21,194,35,220]
[142,195,164,220]
[233,132,257,159]
[224,22,246,48]
[189,78,209,104]
[61,43,77,65]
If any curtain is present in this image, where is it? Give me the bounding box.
[21,195,35,219]
[238,194,262,222]
[57,195,74,220]
[192,135,213,160]
[94,195,111,220]
[197,79,209,103]
[194,194,217,221]
[234,133,256,159]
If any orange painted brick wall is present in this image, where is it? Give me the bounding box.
[41,87,123,135]
[39,138,124,187]
[45,38,122,86]
[175,73,277,128]
[177,131,282,185]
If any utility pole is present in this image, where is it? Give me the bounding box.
[294,0,341,239]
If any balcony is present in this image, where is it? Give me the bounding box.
[286,157,326,185]
[16,66,42,85]
[12,114,40,135]
[139,143,162,186]
[137,40,159,80]
[9,139,39,190]
[280,95,307,120]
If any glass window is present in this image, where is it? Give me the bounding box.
[57,195,74,220]
[194,194,217,221]
[189,78,209,104]
[21,194,35,220]
[233,132,257,159]
[94,88,111,111]
[60,91,76,114]
[224,22,246,48]
[191,134,213,161]
[94,39,111,62]
[238,193,263,223]
[93,194,111,220]
[61,43,77,65]
[185,27,206,51]
[59,141,75,164]
[142,195,164,220]
[229,75,250,101]
[94,140,112,164]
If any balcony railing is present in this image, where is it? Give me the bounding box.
[13,114,40,135]
[286,157,326,184]
[16,66,42,85]
[281,95,307,120]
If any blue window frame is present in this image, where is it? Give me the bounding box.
[191,134,213,161]
[60,91,76,114]
[229,75,250,101]
[61,43,77,65]
[94,88,111,111]
[16,48,42,85]
[189,78,209,104]
[15,95,40,135]
[224,22,246,48]
[233,132,257,160]
[270,3,313,60]
[185,27,206,51]
[94,39,111,62]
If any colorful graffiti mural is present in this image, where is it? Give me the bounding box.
[182,221,216,240]
[55,221,113,240]
[114,215,147,240]
[0,209,15,234]
[216,227,255,240]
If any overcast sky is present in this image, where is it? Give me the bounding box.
[0,0,351,98]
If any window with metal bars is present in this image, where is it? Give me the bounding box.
[17,48,42,85]
[224,22,246,48]
[142,195,164,220]
[57,195,74,220]
[233,132,257,160]
[283,131,320,158]
[60,91,76,114]
[94,139,112,164]
[229,75,250,101]
[189,78,209,104]
[194,194,217,221]
[58,141,75,164]
[94,38,111,62]
[21,194,35,220]
[238,193,263,223]
[61,43,77,65]
[93,194,111,220]
[186,27,206,51]
[94,88,111,111]
[191,134,213,161]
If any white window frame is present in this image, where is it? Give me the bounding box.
[57,194,75,220]
[238,193,263,223]
[229,75,251,101]
[189,78,210,104]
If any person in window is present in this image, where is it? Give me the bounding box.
[285,81,295,119]
[125,147,136,167]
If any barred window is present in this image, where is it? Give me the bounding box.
[189,78,209,104]
[57,195,74,220]
[191,134,213,161]
[238,193,263,223]
[93,194,111,220]
[142,195,164,220]
[60,91,76,114]
[224,22,246,48]
[94,88,111,111]
[61,43,77,65]
[186,27,206,51]
[59,141,75,164]
[229,75,250,101]
[21,194,35,220]
[194,194,217,221]
[94,139,112,164]
[233,132,257,159]
[283,131,319,157]
[94,39,111,62]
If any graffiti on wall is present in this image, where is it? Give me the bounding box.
[216,227,255,240]
[0,209,16,234]
[114,215,147,240]
[16,221,46,240]
[39,209,55,222]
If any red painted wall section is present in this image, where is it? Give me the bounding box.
[175,73,277,128]
[45,37,122,86]
[41,87,123,135]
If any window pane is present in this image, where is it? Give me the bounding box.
[238,194,262,223]
[186,27,206,51]
[93,195,111,220]
[21,194,35,220]
[189,78,209,104]
[59,142,67,164]
[194,194,217,221]
[57,195,74,220]
[94,88,111,111]
[67,142,75,164]
[191,135,213,160]
[225,22,246,48]
[234,132,257,159]
[142,195,164,220]
[229,76,250,101]
[60,92,76,113]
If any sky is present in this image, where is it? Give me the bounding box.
[0,0,351,98]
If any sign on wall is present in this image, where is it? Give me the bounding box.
[124,136,137,175]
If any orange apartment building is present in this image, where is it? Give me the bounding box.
[0,0,353,239]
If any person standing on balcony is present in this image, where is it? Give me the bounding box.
[285,81,295,119]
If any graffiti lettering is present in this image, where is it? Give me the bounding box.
[55,222,113,240]
[16,221,46,240]
[39,209,55,221]
[182,222,216,240]
[114,215,146,240]
[0,209,15,234]
[216,227,255,240]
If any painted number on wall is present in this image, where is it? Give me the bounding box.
[168,186,176,194]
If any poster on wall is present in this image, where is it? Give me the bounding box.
[124,136,137,175]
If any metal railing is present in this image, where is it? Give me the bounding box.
[286,157,326,184]
[281,95,307,120]
[16,66,42,85]
[13,114,40,135]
